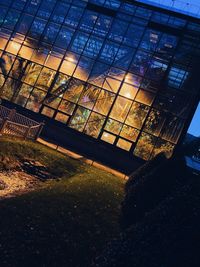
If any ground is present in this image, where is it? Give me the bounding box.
[0,138,125,267]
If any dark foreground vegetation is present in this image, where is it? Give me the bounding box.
[0,138,125,267]
[92,151,200,267]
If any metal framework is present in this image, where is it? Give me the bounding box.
[0,0,199,160]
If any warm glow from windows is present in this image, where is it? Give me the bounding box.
[6,41,21,55]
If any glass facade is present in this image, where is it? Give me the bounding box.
[0,0,199,160]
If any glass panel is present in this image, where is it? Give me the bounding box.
[6,41,21,55]
[1,78,15,100]
[161,116,185,144]
[79,10,98,33]
[144,109,165,136]
[110,96,132,122]
[29,17,47,39]
[69,106,91,132]
[23,62,42,86]
[58,100,75,115]
[101,131,116,144]
[0,74,5,88]
[60,52,79,76]
[35,67,56,91]
[84,112,105,138]
[119,82,138,99]
[18,45,34,60]
[41,106,55,118]
[45,97,61,109]
[78,85,100,109]
[9,58,28,80]
[50,73,70,96]
[55,26,74,49]
[116,138,132,151]
[133,132,156,160]
[14,84,32,106]
[43,22,60,44]
[93,89,115,116]
[64,6,84,28]
[135,89,155,105]
[26,89,47,112]
[3,9,21,30]
[55,112,69,123]
[73,56,94,81]
[125,102,149,129]
[103,77,121,93]
[63,78,84,103]
[120,125,139,142]
[1,52,16,75]
[104,118,122,134]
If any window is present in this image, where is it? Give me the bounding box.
[69,106,91,132]
[110,96,132,122]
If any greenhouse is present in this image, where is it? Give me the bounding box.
[0,0,199,161]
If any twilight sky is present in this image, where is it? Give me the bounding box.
[139,0,200,136]
[188,103,200,137]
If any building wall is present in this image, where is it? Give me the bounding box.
[0,0,199,160]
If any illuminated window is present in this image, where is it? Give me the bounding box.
[105,119,122,134]
[101,132,116,144]
[84,112,105,138]
[41,106,55,118]
[55,112,69,123]
[116,138,132,151]
[110,96,132,122]
[69,106,91,132]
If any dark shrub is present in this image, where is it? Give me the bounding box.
[120,153,189,229]
[125,153,167,193]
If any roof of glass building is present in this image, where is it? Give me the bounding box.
[136,0,200,18]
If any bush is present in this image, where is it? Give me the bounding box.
[120,153,189,230]
[125,153,167,193]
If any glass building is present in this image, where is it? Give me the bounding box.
[0,0,199,161]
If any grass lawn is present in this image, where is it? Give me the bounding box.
[0,138,125,267]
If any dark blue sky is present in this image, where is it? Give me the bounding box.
[188,103,200,137]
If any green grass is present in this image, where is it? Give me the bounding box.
[0,138,125,267]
